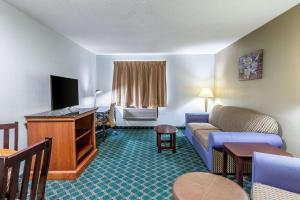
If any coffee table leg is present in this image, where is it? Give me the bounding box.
[222,150,227,177]
[236,158,244,187]
[158,133,162,153]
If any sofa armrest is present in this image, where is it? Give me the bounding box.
[252,152,300,194]
[185,113,209,124]
[208,132,283,149]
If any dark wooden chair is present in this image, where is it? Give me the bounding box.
[0,137,52,200]
[0,122,18,150]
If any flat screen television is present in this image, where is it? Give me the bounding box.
[50,75,79,110]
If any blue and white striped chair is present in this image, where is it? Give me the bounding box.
[251,152,300,200]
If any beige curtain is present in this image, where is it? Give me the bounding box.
[112,61,167,108]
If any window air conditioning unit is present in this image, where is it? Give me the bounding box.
[123,108,158,120]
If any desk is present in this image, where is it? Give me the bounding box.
[96,106,110,114]
[26,108,97,180]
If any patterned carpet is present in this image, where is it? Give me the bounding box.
[45,129,251,199]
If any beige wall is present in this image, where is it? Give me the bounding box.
[214,5,300,156]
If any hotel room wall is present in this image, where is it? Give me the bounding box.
[214,5,300,156]
[96,54,215,127]
[0,1,96,149]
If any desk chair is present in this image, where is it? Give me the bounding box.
[97,103,116,138]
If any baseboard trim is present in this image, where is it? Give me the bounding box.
[115,126,185,129]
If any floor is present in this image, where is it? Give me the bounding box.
[45,129,251,199]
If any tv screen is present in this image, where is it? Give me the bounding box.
[50,75,79,110]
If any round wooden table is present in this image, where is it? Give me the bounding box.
[173,172,249,200]
[0,149,17,156]
[154,124,177,153]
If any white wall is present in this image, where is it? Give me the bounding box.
[96,54,214,126]
[0,1,96,149]
[214,5,300,156]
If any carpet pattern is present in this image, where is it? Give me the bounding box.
[45,129,251,199]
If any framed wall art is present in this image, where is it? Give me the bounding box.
[239,49,263,81]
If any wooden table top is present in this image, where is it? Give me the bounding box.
[223,143,292,158]
[0,148,17,157]
[154,124,177,134]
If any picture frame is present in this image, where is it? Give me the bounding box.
[239,49,263,81]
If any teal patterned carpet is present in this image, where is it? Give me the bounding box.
[45,129,251,199]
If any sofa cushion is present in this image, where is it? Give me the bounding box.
[251,183,300,200]
[209,105,223,127]
[187,123,219,134]
[209,105,279,134]
[194,129,221,149]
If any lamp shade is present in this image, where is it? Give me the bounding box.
[95,90,103,94]
[199,88,214,98]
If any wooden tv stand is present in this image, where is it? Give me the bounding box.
[25,108,97,180]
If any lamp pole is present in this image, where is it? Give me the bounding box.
[204,98,208,112]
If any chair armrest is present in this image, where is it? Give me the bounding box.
[208,132,283,149]
[252,152,300,194]
[185,113,209,124]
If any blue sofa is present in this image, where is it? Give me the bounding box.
[185,105,283,173]
[251,152,300,199]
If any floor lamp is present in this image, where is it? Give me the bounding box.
[199,88,214,112]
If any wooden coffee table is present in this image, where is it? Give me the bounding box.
[154,124,177,153]
[222,143,292,187]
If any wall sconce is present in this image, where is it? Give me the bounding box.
[199,88,214,112]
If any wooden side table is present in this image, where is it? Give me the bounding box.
[222,143,292,187]
[154,125,177,153]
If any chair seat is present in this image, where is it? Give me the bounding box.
[187,123,219,134]
[194,129,221,149]
[252,183,300,200]
[97,121,115,127]
[97,119,108,125]
[0,149,17,156]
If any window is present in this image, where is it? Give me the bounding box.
[112,61,167,108]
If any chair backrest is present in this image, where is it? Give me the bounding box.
[0,122,18,150]
[108,103,116,127]
[0,138,52,200]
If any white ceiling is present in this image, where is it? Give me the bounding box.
[5,0,300,54]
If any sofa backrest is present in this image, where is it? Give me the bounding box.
[209,105,279,134]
